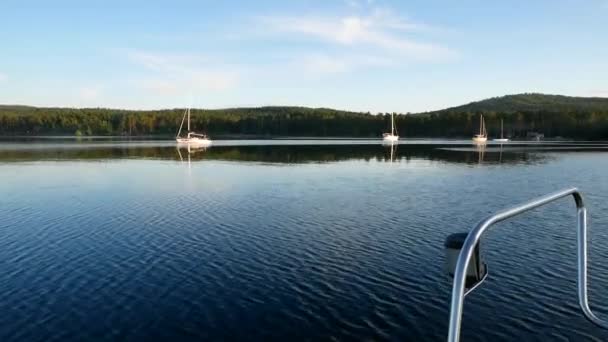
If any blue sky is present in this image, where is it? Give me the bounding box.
[0,0,607,112]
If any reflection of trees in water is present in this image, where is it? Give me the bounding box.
[0,144,553,166]
[438,145,555,165]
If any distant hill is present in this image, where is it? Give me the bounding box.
[421,93,608,115]
[402,93,608,139]
[0,104,37,111]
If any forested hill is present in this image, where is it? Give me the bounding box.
[424,93,608,114]
[412,93,608,139]
[0,105,380,137]
[2,93,608,139]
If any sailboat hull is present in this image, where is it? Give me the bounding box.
[472,136,487,143]
[493,138,509,142]
[176,137,212,146]
[382,134,399,142]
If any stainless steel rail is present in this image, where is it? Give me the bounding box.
[447,187,608,342]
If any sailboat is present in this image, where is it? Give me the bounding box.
[493,119,509,142]
[176,108,212,146]
[382,112,399,142]
[472,114,487,143]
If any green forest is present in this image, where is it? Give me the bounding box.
[2,93,608,139]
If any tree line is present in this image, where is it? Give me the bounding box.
[2,94,608,139]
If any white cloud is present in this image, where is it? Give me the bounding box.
[0,72,7,83]
[259,9,453,60]
[126,50,238,95]
[254,7,454,78]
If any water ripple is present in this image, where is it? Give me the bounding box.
[1,149,608,341]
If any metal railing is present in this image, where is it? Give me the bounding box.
[447,188,608,342]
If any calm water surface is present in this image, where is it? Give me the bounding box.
[2,140,608,341]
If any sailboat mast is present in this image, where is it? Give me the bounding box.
[176,108,186,138]
[391,113,395,135]
[483,117,486,136]
[187,108,190,132]
[501,119,504,139]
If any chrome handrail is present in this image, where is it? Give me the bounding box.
[447,188,608,342]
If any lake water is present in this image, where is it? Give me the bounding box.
[2,139,608,341]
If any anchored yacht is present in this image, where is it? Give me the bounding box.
[472,114,487,143]
[176,108,212,146]
[493,118,509,142]
[382,112,399,142]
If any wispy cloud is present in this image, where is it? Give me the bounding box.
[258,8,453,60]
[254,5,455,78]
[127,50,239,95]
[115,4,453,107]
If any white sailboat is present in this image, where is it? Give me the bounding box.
[382,112,399,142]
[493,118,509,142]
[176,108,212,146]
[472,114,487,143]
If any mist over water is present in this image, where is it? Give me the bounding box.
[1,140,608,341]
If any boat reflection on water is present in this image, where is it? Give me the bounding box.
[473,142,509,164]
[382,141,398,163]
[475,143,486,164]
[498,143,504,163]
[177,144,210,168]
